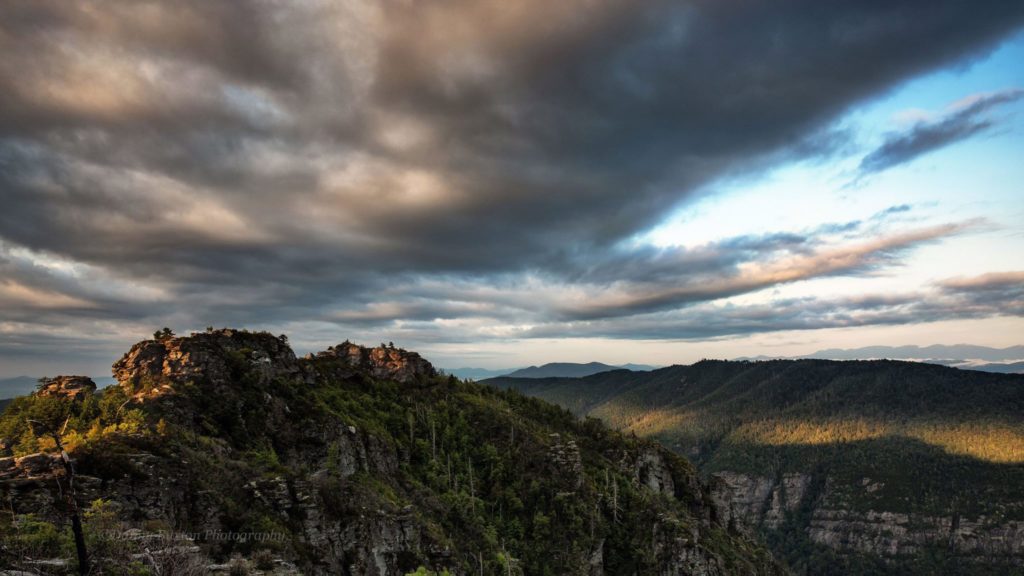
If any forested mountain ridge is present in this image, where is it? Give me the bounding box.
[0,330,782,576]
[0,376,41,401]
[505,362,626,379]
[484,359,1024,575]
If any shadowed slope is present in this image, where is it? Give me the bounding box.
[484,360,1024,574]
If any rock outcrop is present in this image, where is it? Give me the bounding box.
[807,506,1024,564]
[711,472,812,532]
[547,432,583,489]
[0,453,63,480]
[113,329,303,395]
[312,341,437,384]
[34,375,96,401]
[112,330,438,399]
[709,470,1024,567]
[635,448,679,496]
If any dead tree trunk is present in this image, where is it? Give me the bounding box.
[53,435,89,576]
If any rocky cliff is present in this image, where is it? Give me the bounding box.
[0,330,782,576]
[112,330,436,395]
[709,471,1024,568]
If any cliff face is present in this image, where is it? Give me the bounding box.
[1,330,782,576]
[710,471,1024,567]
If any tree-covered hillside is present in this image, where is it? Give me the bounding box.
[0,330,782,576]
[485,360,1024,575]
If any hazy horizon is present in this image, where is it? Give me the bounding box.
[4,336,1024,380]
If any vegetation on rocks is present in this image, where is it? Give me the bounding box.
[0,330,782,575]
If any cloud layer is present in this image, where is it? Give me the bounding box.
[1,1,1024,373]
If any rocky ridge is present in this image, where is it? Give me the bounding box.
[112,329,436,395]
[1,329,782,576]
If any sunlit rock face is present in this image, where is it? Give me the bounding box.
[312,341,437,384]
[113,330,438,396]
[34,375,96,401]
[112,329,304,396]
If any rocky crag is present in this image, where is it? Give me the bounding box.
[710,471,1024,569]
[0,329,782,576]
[34,376,97,402]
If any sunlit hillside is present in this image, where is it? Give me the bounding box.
[485,359,1024,574]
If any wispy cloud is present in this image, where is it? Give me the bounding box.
[558,222,979,320]
[855,89,1023,179]
[516,270,1024,341]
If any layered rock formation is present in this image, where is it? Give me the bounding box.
[112,329,437,397]
[312,341,437,384]
[709,471,1024,567]
[34,375,96,401]
[711,472,813,532]
[0,452,64,480]
[113,329,305,394]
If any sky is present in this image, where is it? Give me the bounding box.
[1,0,1023,377]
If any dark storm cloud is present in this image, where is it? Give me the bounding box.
[1,0,1023,370]
[857,89,1024,176]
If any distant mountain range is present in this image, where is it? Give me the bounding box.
[506,362,638,378]
[0,376,37,400]
[445,362,657,380]
[445,345,1024,380]
[442,367,515,380]
[8,344,1016,399]
[967,361,1024,373]
[737,344,1024,373]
